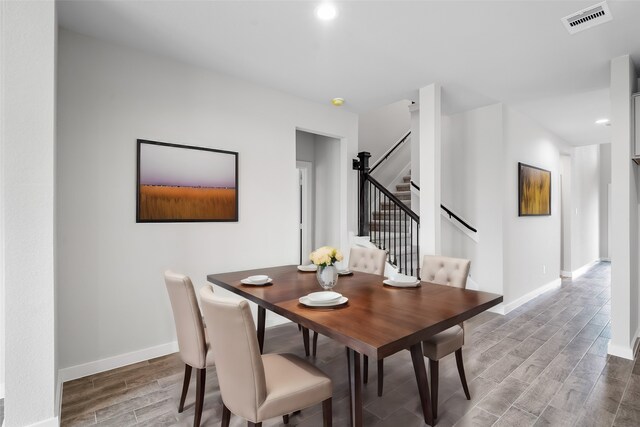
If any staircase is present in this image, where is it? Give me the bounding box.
[369,172,420,276]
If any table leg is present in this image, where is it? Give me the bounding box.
[257,306,266,354]
[346,348,363,427]
[410,343,433,426]
[302,327,310,356]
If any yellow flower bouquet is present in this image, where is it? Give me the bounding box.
[310,246,343,267]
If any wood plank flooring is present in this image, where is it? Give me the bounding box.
[60,262,640,426]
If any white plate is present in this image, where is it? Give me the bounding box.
[299,296,348,307]
[241,277,273,286]
[307,291,342,303]
[297,264,318,272]
[389,274,418,284]
[337,269,353,276]
[247,274,269,284]
[383,279,420,288]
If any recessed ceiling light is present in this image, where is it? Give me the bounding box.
[316,3,337,21]
[331,98,344,106]
[595,118,610,125]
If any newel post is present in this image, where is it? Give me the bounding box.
[353,152,371,236]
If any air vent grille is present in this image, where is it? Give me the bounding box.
[561,2,612,35]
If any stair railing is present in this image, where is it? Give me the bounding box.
[353,152,420,277]
[369,131,411,174]
[410,181,478,233]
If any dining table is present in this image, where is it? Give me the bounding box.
[207,265,503,426]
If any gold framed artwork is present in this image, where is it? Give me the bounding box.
[518,162,551,216]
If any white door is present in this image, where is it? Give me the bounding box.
[296,161,313,264]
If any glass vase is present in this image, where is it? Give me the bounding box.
[316,264,338,290]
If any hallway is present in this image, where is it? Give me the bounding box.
[60,262,639,426]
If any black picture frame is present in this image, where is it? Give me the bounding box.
[518,162,551,217]
[136,139,239,223]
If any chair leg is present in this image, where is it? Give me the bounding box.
[363,355,369,384]
[247,422,262,427]
[429,359,439,420]
[312,331,319,357]
[377,359,384,397]
[322,397,332,427]
[221,404,231,427]
[282,414,289,424]
[179,364,192,413]
[455,348,471,400]
[194,368,206,427]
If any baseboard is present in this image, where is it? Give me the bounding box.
[56,376,63,421]
[26,417,59,427]
[571,259,600,279]
[600,257,611,262]
[488,278,562,316]
[608,341,635,360]
[559,260,600,279]
[58,341,178,383]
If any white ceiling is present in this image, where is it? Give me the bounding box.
[57,1,640,146]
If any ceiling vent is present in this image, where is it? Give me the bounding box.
[561,1,612,35]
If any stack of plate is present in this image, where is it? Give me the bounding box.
[297,264,318,272]
[383,274,420,288]
[299,291,348,307]
[240,275,273,286]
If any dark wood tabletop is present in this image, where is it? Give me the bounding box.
[207,265,503,359]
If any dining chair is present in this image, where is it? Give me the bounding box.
[420,255,472,420]
[199,285,333,427]
[374,255,472,406]
[164,271,214,427]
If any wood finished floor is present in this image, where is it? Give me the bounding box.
[60,262,640,426]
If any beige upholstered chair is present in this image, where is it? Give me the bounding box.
[421,255,472,420]
[348,246,387,275]
[199,285,333,427]
[164,271,214,427]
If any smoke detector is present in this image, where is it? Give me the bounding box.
[561,1,612,35]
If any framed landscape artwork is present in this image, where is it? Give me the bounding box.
[518,162,551,216]
[136,140,238,222]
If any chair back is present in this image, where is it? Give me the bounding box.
[200,286,267,421]
[164,271,207,369]
[421,256,471,288]
[348,247,386,275]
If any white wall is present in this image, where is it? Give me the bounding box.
[359,100,412,188]
[56,29,358,372]
[560,155,572,273]
[441,104,504,295]
[359,99,411,163]
[599,143,611,259]
[1,1,58,425]
[313,135,341,248]
[570,145,600,271]
[503,107,562,304]
[609,55,638,359]
[442,103,570,308]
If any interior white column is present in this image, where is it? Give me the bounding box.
[1,0,58,424]
[609,54,638,360]
[418,84,442,256]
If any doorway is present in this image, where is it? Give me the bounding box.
[295,130,341,263]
